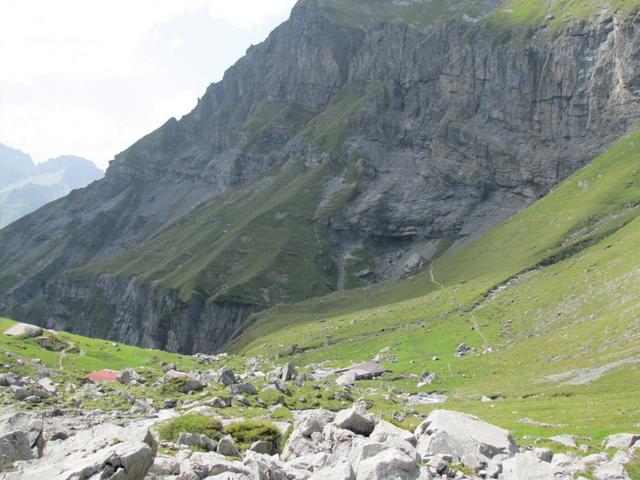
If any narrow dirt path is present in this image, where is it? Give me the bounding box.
[429,264,445,290]
[58,343,76,369]
[470,312,489,347]
[430,263,488,347]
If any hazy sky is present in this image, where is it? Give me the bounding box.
[0,0,297,170]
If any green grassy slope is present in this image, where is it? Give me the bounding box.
[228,129,640,444]
[317,0,503,29]
[488,0,640,29]
[68,160,337,307]
[318,0,640,31]
[62,83,385,311]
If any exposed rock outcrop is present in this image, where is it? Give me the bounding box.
[1,0,640,353]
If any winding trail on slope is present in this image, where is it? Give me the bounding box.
[470,313,489,347]
[429,263,489,347]
[58,342,77,369]
[429,264,445,290]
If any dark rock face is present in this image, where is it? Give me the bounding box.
[1,1,639,353]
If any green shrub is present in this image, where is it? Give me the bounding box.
[271,406,293,420]
[224,420,280,451]
[258,387,284,406]
[159,377,188,395]
[34,335,69,352]
[158,414,222,442]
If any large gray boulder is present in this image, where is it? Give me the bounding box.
[219,367,237,386]
[334,402,377,436]
[281,363,298,382]
[243,451,309,480]
[2,423,156,480]
[217,435,241,458]
[281,410,336,460]
[593,452,631,480]
[355,448,421,480]
[0,412,44,470]
[228,382,257,395]
[180,451,250,479]
[117,368,143,386]
[310,460,355,480]
[414,410,517,461]
[603,433,640,450]
[0,431,33,471]
[502,452,570,480]
[297,409,336,437]
[178,432,218,452]
[370,420,416,446]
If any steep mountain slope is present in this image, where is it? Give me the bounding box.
[1,0,640,353]
[229,127,640,439]
[0,145,103,228]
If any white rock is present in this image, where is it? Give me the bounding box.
[355,448,420,480]
[181,451,250,479]
[281,410,336,460]
[370,420,416,446]
[533,447,553,462]
[593,459,630,480]
[502,452,571,480]
[603,433,640,450]
[36,378,56,394]
[414,410,517,461]
[149,455,181,475]
[297,409,336,437]
[3,423,156,480]
[310,460,355,480]
[287,452,330,472]
[337,371,358,386]
[550,434,578,449]
[244,451,310,480]
[334,402,377,435]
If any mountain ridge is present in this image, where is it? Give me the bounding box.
[0,145,102,229]
[1,0,639,353]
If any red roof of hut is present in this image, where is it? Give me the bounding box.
[87,369,119,383]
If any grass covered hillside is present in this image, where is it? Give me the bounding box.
[228,128,640,444]
[316,0,640,31]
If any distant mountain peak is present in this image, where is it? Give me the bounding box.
[0,146,103,229]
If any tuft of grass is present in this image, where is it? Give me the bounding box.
[487,0,640,30]
[224,419,280,451]
[157,414,223,443]
[271,406,293,421]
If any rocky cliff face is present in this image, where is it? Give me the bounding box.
[1,0,639,353]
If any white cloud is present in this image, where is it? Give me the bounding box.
[0,104,134,169]
[0,0,297,168]
[204,0,297,29]
[0,0,296,83]
[170,36,185,48]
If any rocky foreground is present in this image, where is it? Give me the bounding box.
[0,388,637,480]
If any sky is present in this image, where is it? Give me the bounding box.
[0,0,297,170]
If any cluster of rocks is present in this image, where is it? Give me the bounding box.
[0,370,57,403]
[0,400,637,480]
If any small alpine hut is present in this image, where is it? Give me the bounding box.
[87,369,119,383]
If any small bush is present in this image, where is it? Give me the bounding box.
[224,420,280,451]
[258,387,284,406]
[271,406,293,420]
[34,335,69,352]
[158,414,222,442]
[159,377,188,395]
